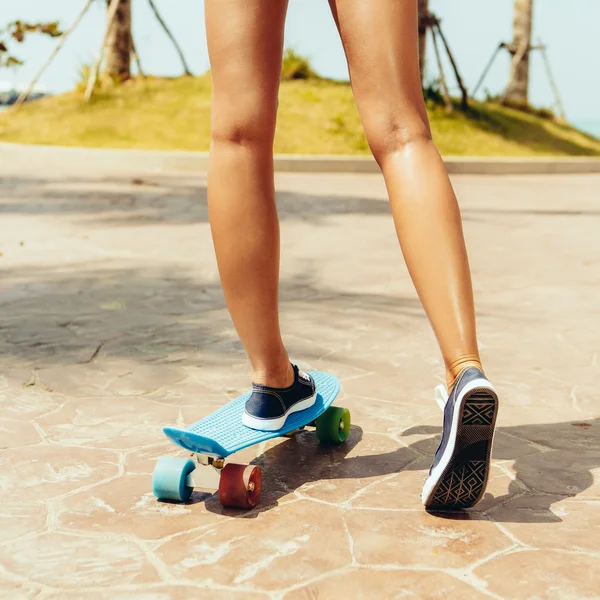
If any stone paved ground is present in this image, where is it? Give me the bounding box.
[1,162,599,599]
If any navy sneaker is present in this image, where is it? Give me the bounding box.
[422,367,499,510]
[242,364,317,431]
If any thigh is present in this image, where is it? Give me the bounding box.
[205,0,289,138]
[327,0,429,133]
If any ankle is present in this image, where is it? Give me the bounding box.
[446,355,483,391]
[252,359,294,388]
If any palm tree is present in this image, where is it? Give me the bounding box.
[418,0,429,83]
[104,0,131,82]
[504,0,533,105]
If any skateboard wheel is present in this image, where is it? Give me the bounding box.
[218,463,262,509]
[152,457,196,502]
[315,406,351,444]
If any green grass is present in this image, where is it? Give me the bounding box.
[1,74,599,156]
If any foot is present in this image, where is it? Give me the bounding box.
[242,364,317,431]
[422,366,499,510]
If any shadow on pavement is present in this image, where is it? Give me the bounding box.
[402,421,599,523]
[200,418,599,525]
[2,170,595,527]
[0,173,392,226]
[0,265,423,369]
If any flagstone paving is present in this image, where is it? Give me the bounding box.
[1,161,599,599]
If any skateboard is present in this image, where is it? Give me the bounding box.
[152,372,349,509]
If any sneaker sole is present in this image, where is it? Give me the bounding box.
[423,384,499,510]
[241,392,317,432]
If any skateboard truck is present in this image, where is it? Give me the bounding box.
[153,454,261,508]
[185,454,225,489]
[194,454,225,469]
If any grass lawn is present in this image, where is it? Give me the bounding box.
[1,75,599,156]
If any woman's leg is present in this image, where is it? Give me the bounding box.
[328,0,482,390]
[205,0,292,387]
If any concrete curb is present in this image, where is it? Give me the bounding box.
[1,142,599,175]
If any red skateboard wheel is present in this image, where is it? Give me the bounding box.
[218,463,262,509]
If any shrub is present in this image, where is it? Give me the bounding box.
[423,79,445,107]
[281,48,318,81]
[75,63,104,93]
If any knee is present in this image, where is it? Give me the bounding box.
[211,97,277,148]
[364,111,433,166]
[211,118,275,148]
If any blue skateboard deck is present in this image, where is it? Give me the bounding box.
[163,372,340,458]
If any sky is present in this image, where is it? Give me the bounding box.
[2,0,599,122]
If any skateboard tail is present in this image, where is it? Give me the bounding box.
[163,426,229,458]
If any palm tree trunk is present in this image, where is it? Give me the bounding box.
[105,0,132,82]
[418,0,429,84]
[505,0,533,105]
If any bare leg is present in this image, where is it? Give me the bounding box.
[205,0,292,387]
[329,0,482,388]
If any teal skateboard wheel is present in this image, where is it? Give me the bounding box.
[152,457,196,502]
